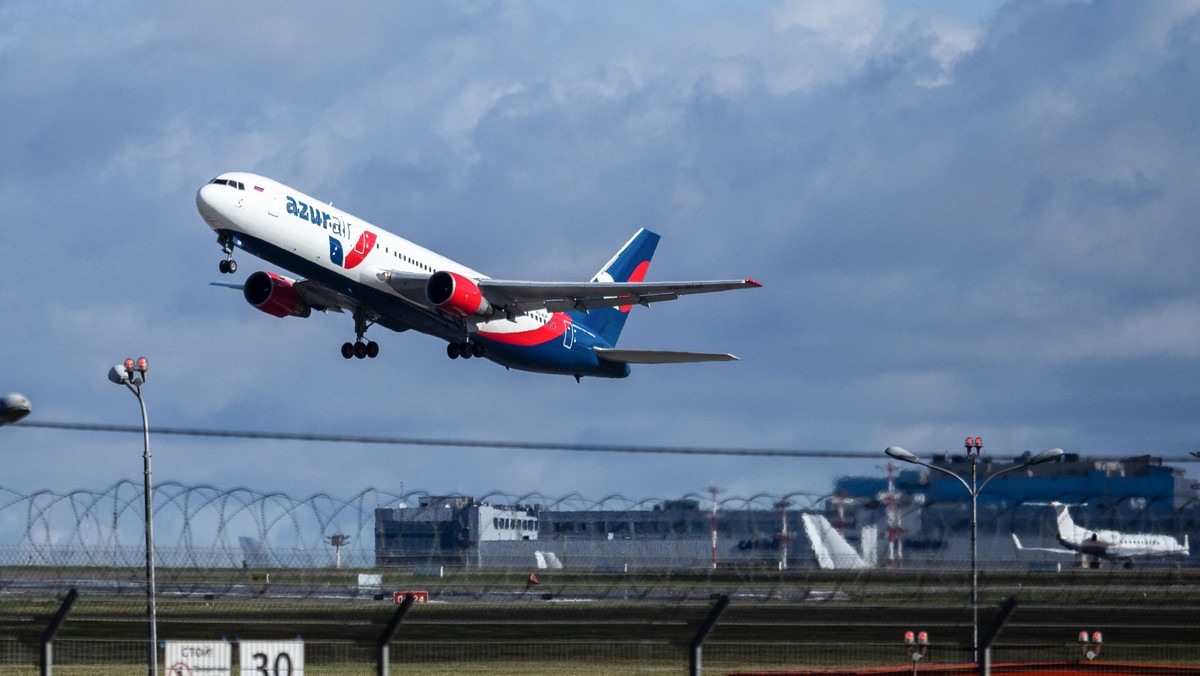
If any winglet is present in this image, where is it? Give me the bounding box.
[745,279,762,287]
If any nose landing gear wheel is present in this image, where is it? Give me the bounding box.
[218,235,237,274]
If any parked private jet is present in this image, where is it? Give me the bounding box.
[196,173,760,379]
[1012,502,1189,567]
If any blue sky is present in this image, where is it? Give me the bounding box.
[2,0,1199,508]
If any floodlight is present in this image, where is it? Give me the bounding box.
[884,447,919,464]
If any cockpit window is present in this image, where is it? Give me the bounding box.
[209,178,246,190]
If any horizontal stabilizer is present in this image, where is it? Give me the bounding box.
[594,348,739,364]
[1011,533,1073,555]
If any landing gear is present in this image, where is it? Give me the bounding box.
[217,234,237,274]
[342,340,379,359]
[341,308,379,359]
[446,341,485,360]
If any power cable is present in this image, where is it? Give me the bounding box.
[15,420,1200,463]
[19,420,871,458]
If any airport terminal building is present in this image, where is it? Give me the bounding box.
[375,454,1200,570]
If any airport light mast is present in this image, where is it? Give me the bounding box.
[709,486,719,570]
[885,440,1063,665]
[108,357,157,676]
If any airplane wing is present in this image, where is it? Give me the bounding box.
[376,270,761,316]
[594,348,738,364]
[480,278,761,315]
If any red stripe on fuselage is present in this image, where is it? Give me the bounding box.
[480,314,571,346]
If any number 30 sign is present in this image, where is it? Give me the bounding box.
[239,640,304,675]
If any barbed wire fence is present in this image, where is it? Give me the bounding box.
[2,481,1199,572]
[4,482,1200,673]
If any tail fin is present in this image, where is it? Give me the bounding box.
[1051,501,1088,543]
[801,514,870,569]
[574,229,660,346]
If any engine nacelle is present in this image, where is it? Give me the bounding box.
[426,271,493,318]
[243,271,311,318]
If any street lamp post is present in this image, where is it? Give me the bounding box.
[108,357,156,676]
[884,440,1063,665]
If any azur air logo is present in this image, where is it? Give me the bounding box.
[330,231,377,269]
[285,195,377,269]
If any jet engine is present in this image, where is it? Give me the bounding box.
[426,271,493,318]
[243,271,311,318]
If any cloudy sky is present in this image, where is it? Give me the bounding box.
[3,0,1200,508]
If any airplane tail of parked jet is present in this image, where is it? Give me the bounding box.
[1052,501,1089,545]
[802,513,873,569]
[575,229,660,346]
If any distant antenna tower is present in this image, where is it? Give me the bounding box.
[775,500,790,570]
[876,462,904,567]
[829,494,856,535]
[329,533,350,568]
[708,486,720,570]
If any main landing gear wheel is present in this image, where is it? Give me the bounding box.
[341,308,379,359]
[446,341,485,360]
[342,340,379,359]
[218,259,237,274]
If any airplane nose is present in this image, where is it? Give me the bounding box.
[196,182,225,227]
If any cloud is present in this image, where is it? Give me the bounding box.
[2,0,1200,505]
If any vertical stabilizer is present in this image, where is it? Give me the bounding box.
[860,525,878,567]
[573,229,660,346]
[801,514,870,569]
[1052,502,1088,544]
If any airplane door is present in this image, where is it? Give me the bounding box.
[563,322,575,349]
[269,195,281,217]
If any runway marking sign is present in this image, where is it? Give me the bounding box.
[393,590,429,603]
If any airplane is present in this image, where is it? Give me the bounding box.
[196,173,760,380]
[0,393,31,425]
[1011,501,1189,568]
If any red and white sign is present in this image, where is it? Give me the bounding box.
[393,591,429,604]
